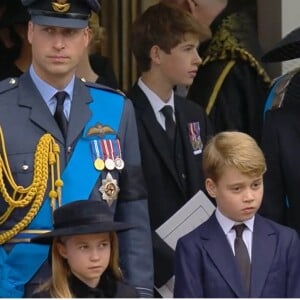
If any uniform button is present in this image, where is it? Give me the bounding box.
[181,173,186,179]
[22,164,29,171]
[67,146,72,153]
[9,78,16,85]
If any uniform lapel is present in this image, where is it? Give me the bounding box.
[66,79,92,147]
[18,72,64,143]
[18,73,92,146]
[250,215,276,297]
[203,215,247,298]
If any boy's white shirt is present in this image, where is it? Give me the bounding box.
[215,208,254,260]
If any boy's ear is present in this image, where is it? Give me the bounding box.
[149,45,161,64]
[205,178,217,198]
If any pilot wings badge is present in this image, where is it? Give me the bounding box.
[86,122,116,137]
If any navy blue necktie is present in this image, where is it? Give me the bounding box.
[161,105,176,141]
[233,224,251,294]
[54,91,68,139]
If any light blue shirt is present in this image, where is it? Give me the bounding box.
[29,65,74,120]
[138,77,175,130]
[215,208,254,260]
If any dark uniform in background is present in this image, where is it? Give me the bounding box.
[259,27,300,233]
[0,0,153,297]
[188,0,271,143]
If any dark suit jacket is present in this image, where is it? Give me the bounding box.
[174,213,300,298]
[127,83,213,287]
[0,72,153,297]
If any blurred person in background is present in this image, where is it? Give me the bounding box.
[162,0,271,143]
[76,12,118,89]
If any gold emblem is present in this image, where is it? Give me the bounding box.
[86,123,116,137]
[52,0,70,13]
[99,173,120,206]
[94,158,105,171]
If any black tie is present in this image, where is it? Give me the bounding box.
[233,224,251,294]
[161,105,176,141]
[54,91,68,139]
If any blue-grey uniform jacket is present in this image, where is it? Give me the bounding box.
[0,71,153,297]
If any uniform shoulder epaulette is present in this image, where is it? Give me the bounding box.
[80,78,126,97]
[0,77,19,95]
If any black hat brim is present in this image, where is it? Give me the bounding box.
[262,27,300,62]
[31,221,134,245]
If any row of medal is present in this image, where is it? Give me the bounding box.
[90,139,125,171]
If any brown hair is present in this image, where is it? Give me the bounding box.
[131,2,211,72]
[203,131,266,182]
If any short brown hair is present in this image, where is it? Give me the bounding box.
[131,2,211,72]
[203,131,266,182]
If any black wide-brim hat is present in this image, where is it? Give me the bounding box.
[31,200,134,245]
[261,27,300,62]
[21,0,100,29]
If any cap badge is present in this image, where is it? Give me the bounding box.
[52,0,70,13]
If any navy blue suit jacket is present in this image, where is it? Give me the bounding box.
[174,213,300,298]
[128,83,213,287]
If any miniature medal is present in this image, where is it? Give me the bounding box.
[105,158,115,170]
[94,158,105,170]
[112,139,125,170]
[114,157,125,170]
[90,140,105,171]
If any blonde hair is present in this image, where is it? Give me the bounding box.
[36,232,122,298]
[203,131,266,182]
[88,12,106,54]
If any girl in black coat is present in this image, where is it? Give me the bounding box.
[31,200,138,298]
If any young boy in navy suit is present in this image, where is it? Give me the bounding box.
[127,2,213,293]
[174,131,300,298]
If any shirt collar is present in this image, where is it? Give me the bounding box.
[29,65,75,102]
[137,77,175,114]
[215,207,255,235]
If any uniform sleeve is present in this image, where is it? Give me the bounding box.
[114,99,154,297]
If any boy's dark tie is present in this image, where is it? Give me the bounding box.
[161,105,176,141]
[54,91,68,139]
[233,224,251,294]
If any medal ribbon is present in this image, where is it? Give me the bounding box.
[0,87,124,298]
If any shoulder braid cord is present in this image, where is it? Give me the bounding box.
[0,127,63,244]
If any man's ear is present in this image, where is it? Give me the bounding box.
[27,21,33,45]
[205,178,217,198]
[149,45,162,65]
